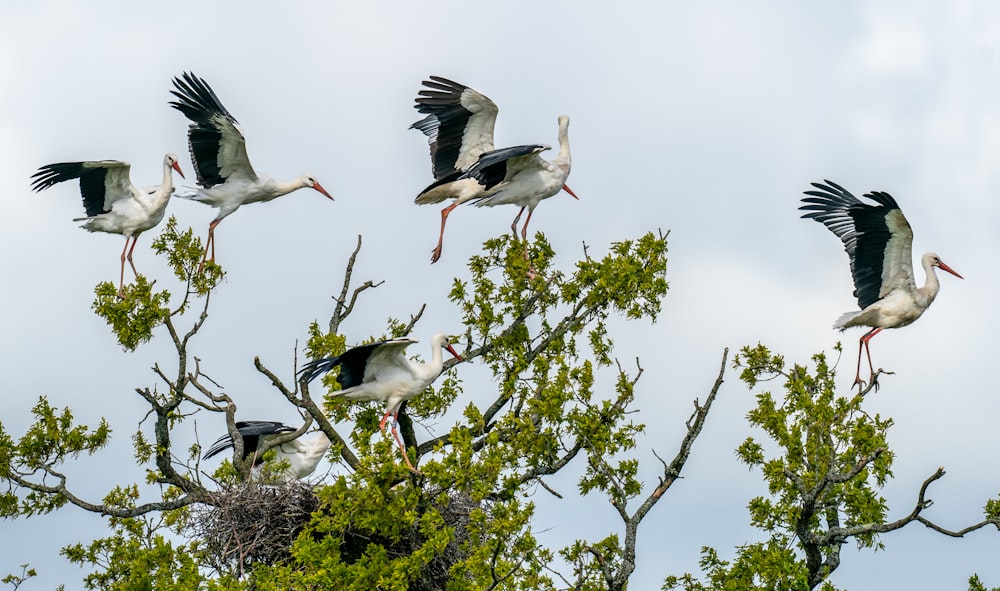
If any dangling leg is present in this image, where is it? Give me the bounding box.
[519,207,535,243]
[380,410,418,472]
[431,201,461,264]
[389,423,418,472]
[125,234,141,277]
[861,327,882,386]
[378,409,393,432]
[198,218,221,272]
[852,334,865,388]
[520,207,539,278]
[118,236,132,296]
[509,207,526,237]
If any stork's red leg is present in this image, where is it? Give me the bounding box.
[861,327,882,384]
[380,410,419,472]
[510,207,526,237]
[853,328,883,389]
[389,424,418,472]
[125,235,141,277]
[519,208,540,278]
[118,236,132,296]
[378,409,393,432]
[198,219,220,272]
[520,208,535,243]
[431,202,461,264]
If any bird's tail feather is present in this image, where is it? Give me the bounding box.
[833,310,862,330]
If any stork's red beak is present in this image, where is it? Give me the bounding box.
[172,161,186,179]
[445,344,463,362]
[937,261,963,279]
[562,184,579,200]
[312,181,334,201]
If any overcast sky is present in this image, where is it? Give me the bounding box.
[2,1,998,589]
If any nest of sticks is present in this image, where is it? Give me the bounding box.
[188,479,320,576]
[189,480,480,586]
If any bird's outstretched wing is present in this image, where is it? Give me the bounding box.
[31,160,136,216]
[169,71,256,188]
[465,144,549,192]
[410,76,499,179]
[801,179,914,309]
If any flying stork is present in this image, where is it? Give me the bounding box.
[800,180,963,388]
[168,71,333,267]
[298,333,463,472]
[30,153,185,295]
[410,76,577,265]
[202,420,331,481]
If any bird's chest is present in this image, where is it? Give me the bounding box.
[502,170,561,200]
[873,290,928,327]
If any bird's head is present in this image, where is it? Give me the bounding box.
[165,153,185,179]
[928,253,964,279]
[302,175,334,201]
[434,333,464,362]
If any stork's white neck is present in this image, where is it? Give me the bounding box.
[555,115,571,172]
[916,252,942,308]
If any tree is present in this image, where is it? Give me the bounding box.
[664,345,1000,591]
[1,220,733,590]
[2,220,997,590]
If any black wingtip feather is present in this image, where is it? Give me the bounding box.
[169,71,236,125]
[298,356,341,384]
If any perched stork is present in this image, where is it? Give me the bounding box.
[168,72,333,267]
[410,76,577,264]
[30,154,185,294]
[202,420,331,481]
[299,333,463,471]
[800,180,963,388]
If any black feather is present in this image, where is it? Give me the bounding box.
[169,71,236,188]
[800,180,901,309]
[31,162,111,216]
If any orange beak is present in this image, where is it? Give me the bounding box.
[562,184,579,200]
[172,161,185,179]
[312,181,334,201]
[445,344,463,362]
[938,261,963,279]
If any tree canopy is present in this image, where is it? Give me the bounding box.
[1,221,997,590]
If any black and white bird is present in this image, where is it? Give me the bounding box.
[410,76,577,264]
[800,180,963,388]
[30,153,185,294]
[168,72,333,266]
[202,420,330,481]
[299,333,463,471]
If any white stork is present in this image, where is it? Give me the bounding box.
[202,420,331,481]
[298,333,463,472]
[168,72,333,267]
[800,180,963,388]
[410,76,577,264]
[30,154,185,294]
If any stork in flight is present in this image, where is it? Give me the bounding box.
[202,420,331,481]
[169,72,333,267]
[298,333,463,472]
[800,180,963,388]
[30,154,185,295]
[410,76,577,264]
